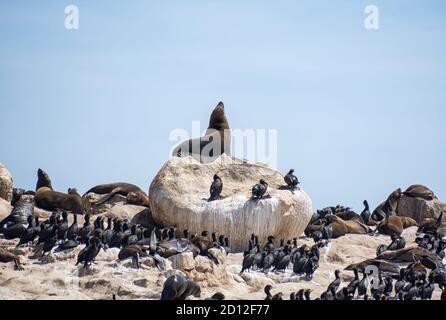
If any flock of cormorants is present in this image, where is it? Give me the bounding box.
[1,168,445,300]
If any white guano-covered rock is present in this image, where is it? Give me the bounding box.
[149,155,313,252]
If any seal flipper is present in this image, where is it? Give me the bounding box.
[94,187,123,206]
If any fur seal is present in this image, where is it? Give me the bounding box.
[83,183,150,207]
[373,188,402,219]
[160,274,201,300]
[403,185,437,200]
[376,215,418,236]
[326,215,372,238]
[0,248,24,271]
[34,169,83,214]
[172,101,231,162]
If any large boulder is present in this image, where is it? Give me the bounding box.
[149,155,313,252]
[396,194,446,223]
[0,198,12,222]
[0,164,13,202]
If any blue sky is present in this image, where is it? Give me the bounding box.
[1,0,445,211]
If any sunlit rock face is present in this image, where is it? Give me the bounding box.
[149,155,313,252]
[0,164,13,202]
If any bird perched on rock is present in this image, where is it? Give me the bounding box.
[252,179,268,199]
[284,169,300,189]
[209,174,223,201]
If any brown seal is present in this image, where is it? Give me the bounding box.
[326,215,373,238]
[172,101,231,162]
[34,169,83,214]
[403,185,437,200]
[372,188,402,219]
[83,183,150,207]
[376,215,418,236]
[0,248,24,270]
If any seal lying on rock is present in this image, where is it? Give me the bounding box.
[375,215,418,236]
[160,274,201,300]
[83,183,150,207]
[403,185,437,200]
[172,101,231,162]
[326,215,373,238]
[0,248,24,271]
[34,169,83,214]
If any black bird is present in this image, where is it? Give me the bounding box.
[209,174,223,201]
[42,225,59,257]
[240,245,256,273]
[284,169,300,189]
[441,284,446,300]
[296,289,305,301]
[110,220,125,248]
[57,211,69,241]
[118,244,149,269]
[205,292,225,300]
[273,246,291,272]
[78,214,93,244]
[304,289,312,301]
[103,217,113,245]
[293,250,308,275]
[126,224,139,245]
[262,251,275,273]
[395,269,406,295]
[251,179,268,199]
[327,270,341,293]
[17,216,40,246]
[57,237,79,251]
[358,271,369,297]
[360,200,371,224]
[419,278,435,300]
[304,258,319,279]
[264,285,273,300]
[66,213,79,240]
[76,237,103,268]
[347,269,360,296]
[168,227,176,240]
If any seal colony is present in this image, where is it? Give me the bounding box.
[1,102,445,300]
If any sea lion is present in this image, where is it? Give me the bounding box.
[83,183,150,207]
[0,248,24,271]
[345,259,400,276]
[160,274,201,300]
[377,247,439,264]
[376,215,418,236]
[373,188,402,219]
[34,169,83,214]
[403,185,437,200]
[326,215,372,238]
[172,101,231,162]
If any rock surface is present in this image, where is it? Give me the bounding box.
[396,194,446,223]
[149,155,313,252]
[0,164,13,202]
[1,227,443,300]
[83,193,127,215]
[0,198,12,222]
